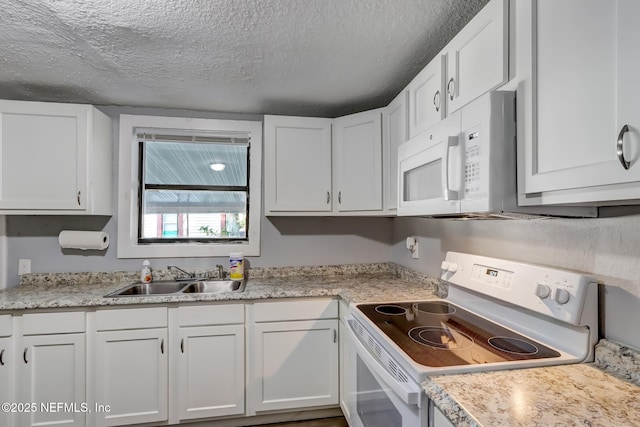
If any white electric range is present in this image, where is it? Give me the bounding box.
[345,251,598,427]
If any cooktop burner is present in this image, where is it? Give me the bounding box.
[408,326,474,350]
[356,300,560,368]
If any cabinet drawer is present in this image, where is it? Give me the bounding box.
[95,307,167,331]
[254,299,338,322]
[176,304,244,326]
[0,315,11,337]
[22,311,85,335]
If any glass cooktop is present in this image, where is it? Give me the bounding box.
[356,300,561,368]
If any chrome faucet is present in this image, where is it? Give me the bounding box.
[216,264,228,280]
[167,265,195,280]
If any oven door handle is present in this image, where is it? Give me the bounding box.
[348,320,422,406]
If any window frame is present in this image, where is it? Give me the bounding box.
[117,114,262,258]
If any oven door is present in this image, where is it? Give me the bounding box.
[397,113,463,217]
[346,320,427,427]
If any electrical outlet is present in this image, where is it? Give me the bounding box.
[18,259,31,275]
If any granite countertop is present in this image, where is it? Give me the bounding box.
[0,263,444,310]
[424,339,640,427]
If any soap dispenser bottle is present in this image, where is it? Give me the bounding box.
[141,260,153,283]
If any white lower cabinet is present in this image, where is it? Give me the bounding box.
[92,308,168,427]
[432,402,455,427]
[171,304,245,423]
[250,300,339,413]
[338,301,352,426]
[15,312,86,427]
[94,328,168,426]
[1,315,12,427]
[91,304,246,427]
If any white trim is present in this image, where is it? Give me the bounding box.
[0,216,6,289]
[117,114,262,258]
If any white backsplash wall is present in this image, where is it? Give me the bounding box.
[391,213,640,350]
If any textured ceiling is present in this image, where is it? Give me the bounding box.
[0,0,489,117]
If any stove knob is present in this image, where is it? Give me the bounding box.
[535,283,551,299]
[554,288,571,305]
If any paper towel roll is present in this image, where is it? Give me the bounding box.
[58,230,110,250]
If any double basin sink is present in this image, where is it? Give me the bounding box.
[105,278,246,297]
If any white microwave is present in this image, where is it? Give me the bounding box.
[397,91,517,217]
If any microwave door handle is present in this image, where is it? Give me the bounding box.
[442,135,460,200]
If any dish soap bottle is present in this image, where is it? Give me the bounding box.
[141,260,153,283]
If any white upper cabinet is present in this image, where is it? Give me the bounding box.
[264,116,333,212]
[445,0,508,114]
[517,0,640,205]
[0,99,112,215]
[407,56,444,139]
[383,90,409,211]
[333,109,383,212]
[407,0,508,136]
[264,111,384,215]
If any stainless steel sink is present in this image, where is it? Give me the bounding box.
[104,279,246,297]
[181,280,246,294]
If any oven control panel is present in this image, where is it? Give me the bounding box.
[441,252,598,326]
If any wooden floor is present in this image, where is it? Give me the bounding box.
[263,416,349,427]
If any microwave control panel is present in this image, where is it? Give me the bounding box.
[464,129,483,196]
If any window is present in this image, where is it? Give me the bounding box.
[117,115,262,258]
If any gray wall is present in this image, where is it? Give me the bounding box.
[391,212,640,350]
[4,105,393,285]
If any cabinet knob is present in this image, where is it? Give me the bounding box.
[160,339,164,354]
[23,347,28,364]
[180,338,184,353]
[433,90,441,112]
[77,191,81,205]
[447,78,456,101]
[616,124,631,170]
[0,349,4,366]
[326,191,331,204]
[338,191,342,204]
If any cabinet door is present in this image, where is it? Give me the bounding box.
[333,110,383,212]
[94,329,168,427]
[0,337,11,427]
[383,91,409,211]
[252,319,339,412]
[615,0,640,180]
[0,100,87,210]
[432,403,455,427]
[176,325,244,421]
[16,334,85,427]
[264,115,333,213]
[519,0,640,204]
[338,319,352,425]
[407,56,444,138]
[445,0,508,114]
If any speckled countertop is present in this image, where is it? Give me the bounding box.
[424,340,640,427]
[0,263,444,310]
